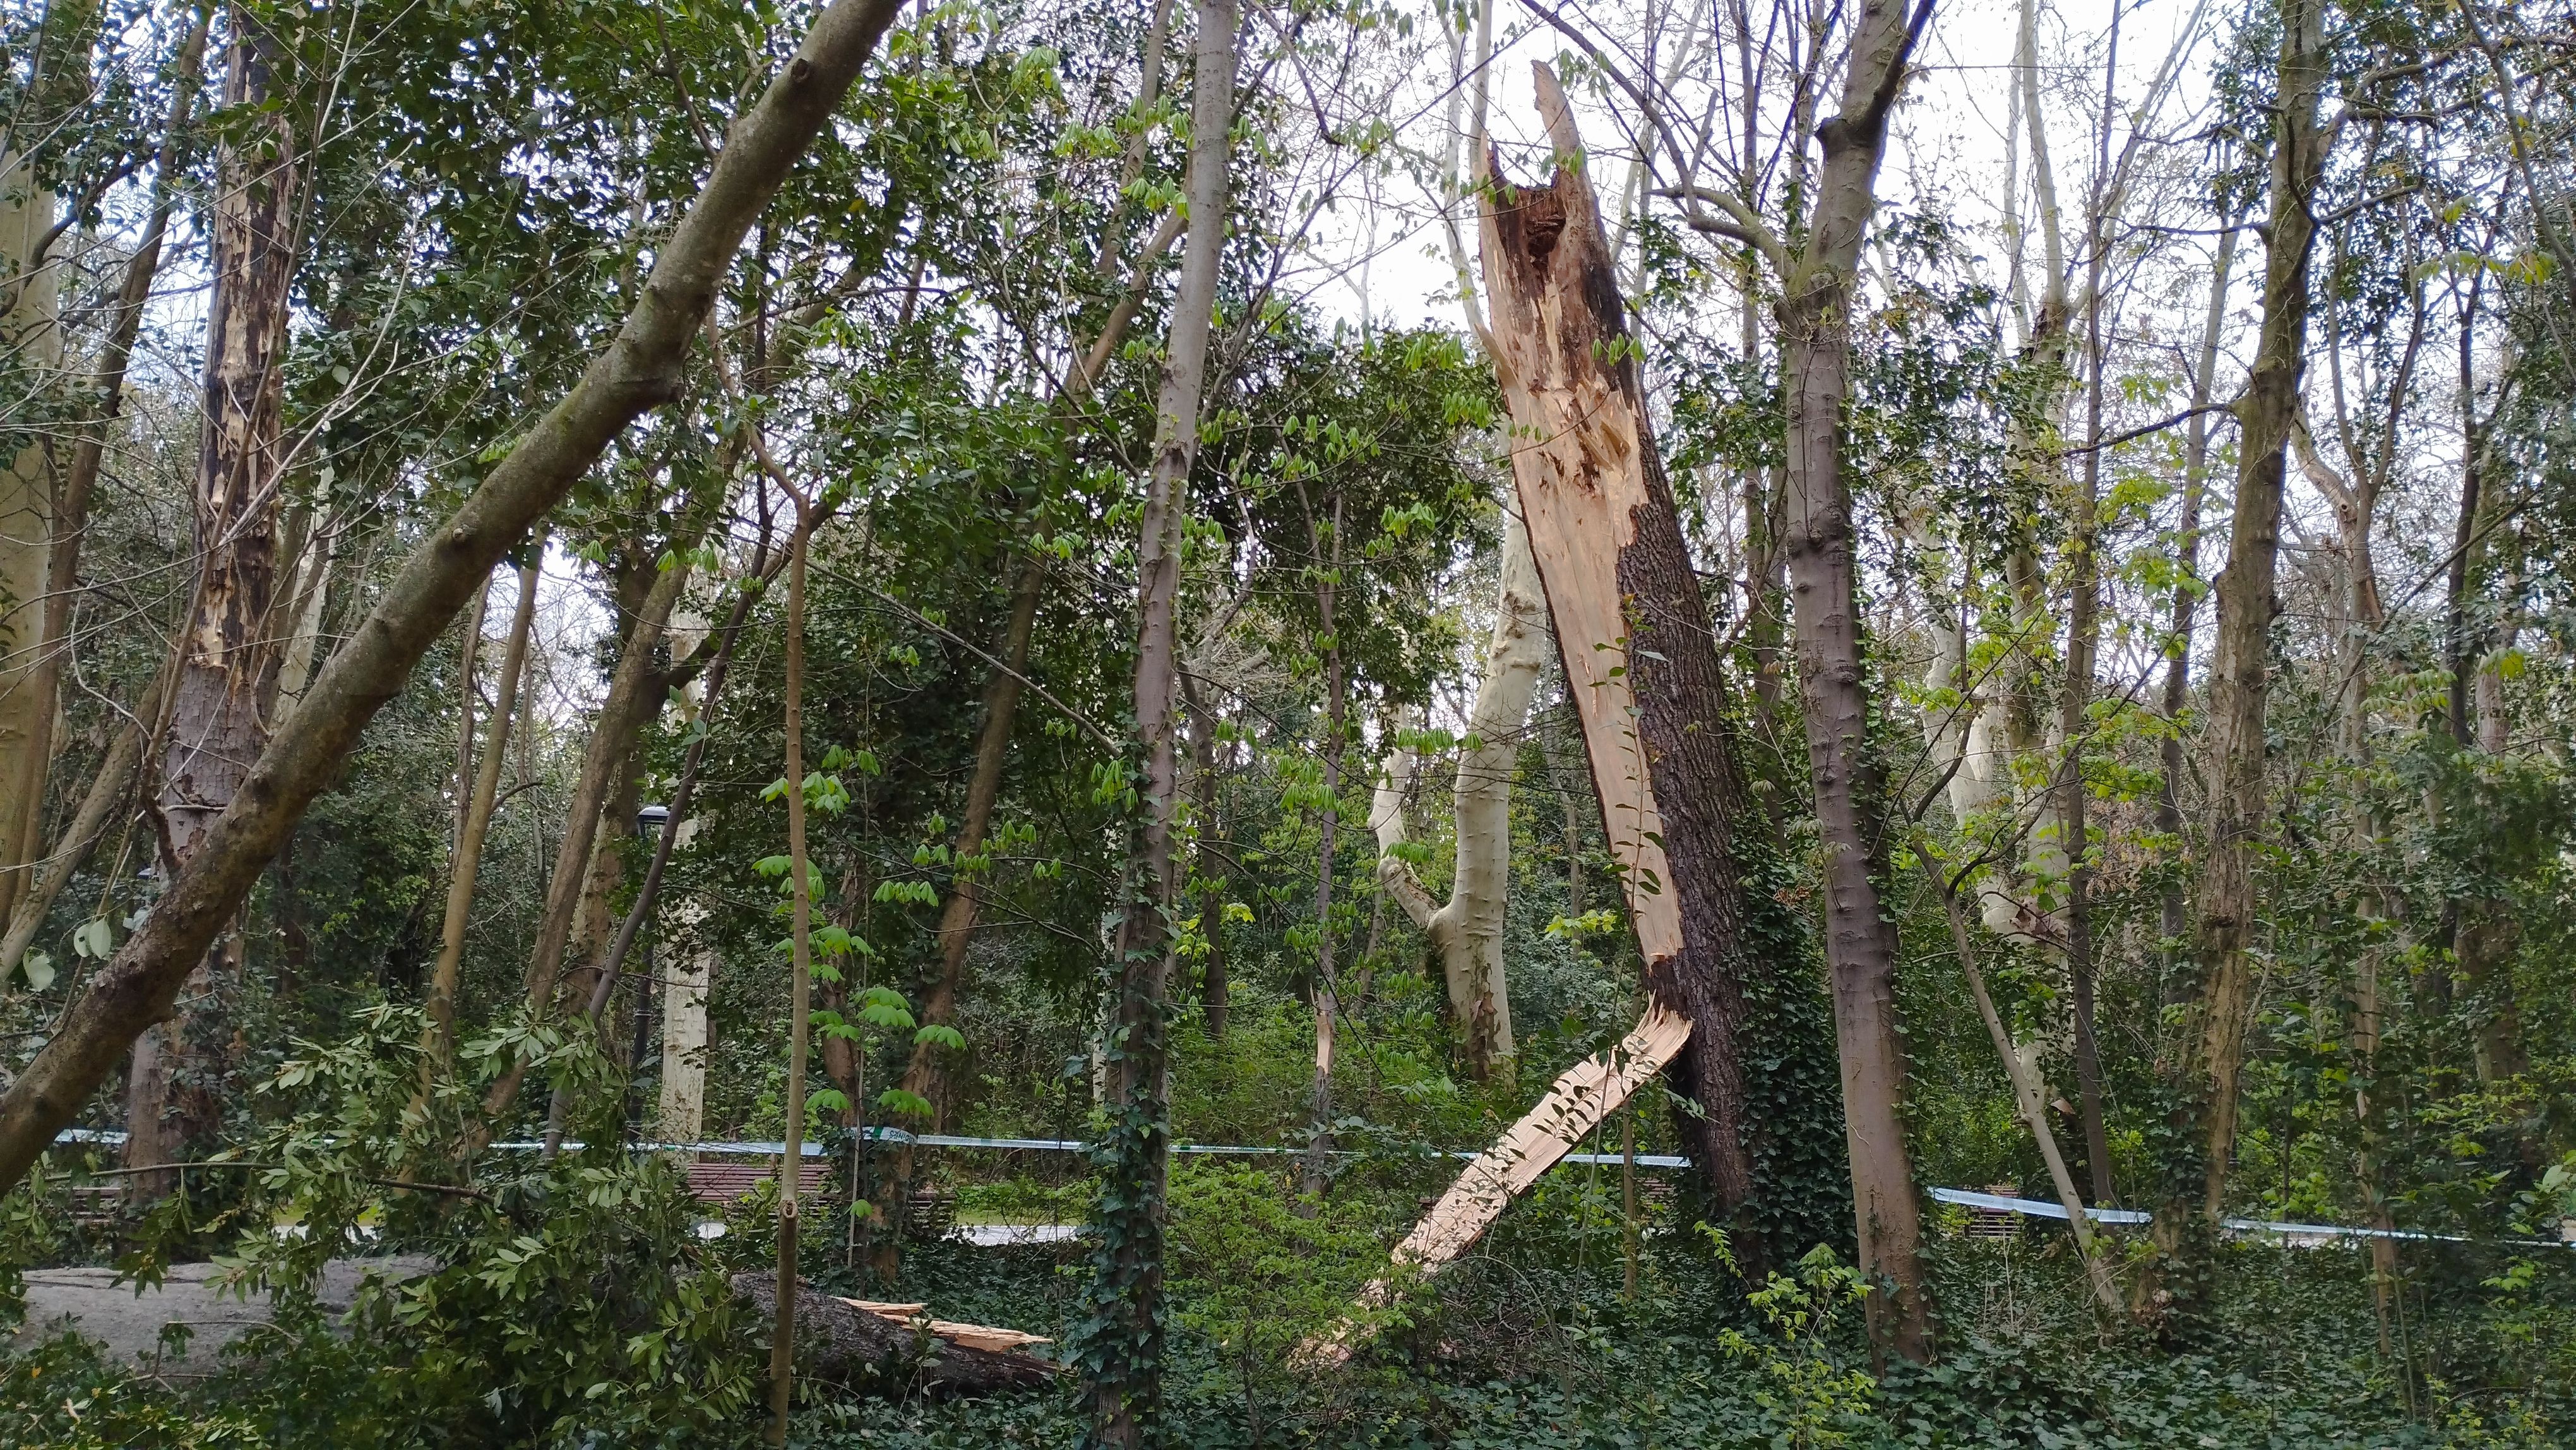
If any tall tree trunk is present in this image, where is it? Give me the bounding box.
[422,550,542,1077]
[2442,292,2527,1088]
[0,0,908,1198]
[1477,64,1780,1252]
[2144,0,2326,1328]
[2059,12,2121,1207]
[1373,512,1544,1081]
[1774,0,1934,1362]
[1078,0,1232,1437]
[125,14,299,1200]
[0,153,63,932]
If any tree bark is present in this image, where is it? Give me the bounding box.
[894,554,1042,1133]
[2145,0,2327,1327]
[1476,64,1776,1244]
[0,154,63,933]
[1773,0,1935,1362]
[1373,511,1544,1081]
[124,15,301,1199]
[1080,0,1232,1438]
[0,0,907,1199]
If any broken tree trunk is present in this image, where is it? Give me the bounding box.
[1469,63,1775,1236]
[727,1273,1056,1397]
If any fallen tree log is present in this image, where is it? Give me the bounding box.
[727,1273,1057,1398]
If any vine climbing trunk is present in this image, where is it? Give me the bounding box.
[1773,0,1935,1362]
[2145,0,2327,1329]
[1078,0,1233,1439]
[1474,64,1778,1248]
[126,13,300,1202]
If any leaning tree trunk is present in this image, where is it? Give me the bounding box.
[1374,508,1545,1081]
[2144,0,2327,1329]
[125,16,299,1201]
[0,0,910,1200]
[1476,64,1778,1245]
[1772,0,1935,1362]
[1076,0,1233,1441]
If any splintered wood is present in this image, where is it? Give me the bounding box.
[1303,1005,1690,1365]
[837,1298,1055,1354]
[1392,1004,1691,1269]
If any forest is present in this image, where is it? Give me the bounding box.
[1,0,2573,1442]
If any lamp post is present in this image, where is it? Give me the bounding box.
[626,803,670,1144]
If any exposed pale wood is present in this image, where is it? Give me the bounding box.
[1391,1005,1690,1269]
[839,1299,1056,1353]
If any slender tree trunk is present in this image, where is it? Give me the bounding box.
[2158,222,2236,974]
[1299,500,1347,1200]
[1373,512,1544,1080]
[1080,0,1232,1437]
[0,154,63,933]
[422,550,542,1076]
[0,672,161,980]
[475,550,691,1136]
[126,15,300,1200]
[766,517,817,1446]
[1929,865,2122,1312]
[1184,678,1229,1039]
[2145,0,2326,1328]
[1774,0,1934,1362]
[1477,65,1779,1249]
[2060,15,2121,1206]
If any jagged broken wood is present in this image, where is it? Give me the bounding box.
[727,1273,1057,1396]
[838,1298,1055,1354]
[1390,1005,1690,1268]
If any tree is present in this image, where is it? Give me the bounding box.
[0,0,911,1197]
[1075,0,1234,1437]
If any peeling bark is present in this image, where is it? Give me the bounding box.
[126,16,301,1199]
